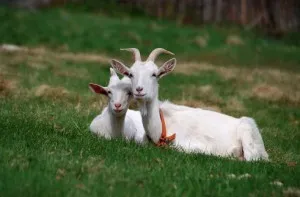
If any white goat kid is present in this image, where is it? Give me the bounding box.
[89,68,147,144]
[111,48,269,161]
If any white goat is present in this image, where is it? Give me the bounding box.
[111,48,269,161]
[89,67,147,144]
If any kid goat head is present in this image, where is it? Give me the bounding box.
[111,48,176,101]
[89,68,133,117]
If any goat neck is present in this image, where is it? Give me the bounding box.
[108,104,126,136]
[138,94,162,143]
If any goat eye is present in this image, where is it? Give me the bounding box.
[107,90,112,94]
[127,92,132,96]
[128,73,133,78]
[152,73,157,77]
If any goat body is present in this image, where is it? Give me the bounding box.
[157,101,268,160]
[90,107,147,143]
[111,48,269,161]
[89,68,147,144]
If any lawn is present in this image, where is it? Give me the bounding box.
[0,6,300,197]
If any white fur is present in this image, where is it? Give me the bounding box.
[111,49,269,161]
[89,68,147,144]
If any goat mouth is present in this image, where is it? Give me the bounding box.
[114,109,123,113]
[134,93,146,97]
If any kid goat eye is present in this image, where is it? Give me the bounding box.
[152,73,157,77]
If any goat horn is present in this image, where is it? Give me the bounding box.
[120,48,141,62]
[146,48,174,62]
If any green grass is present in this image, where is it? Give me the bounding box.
[0,5,300,197]
[0,99,298,197]
[1,6,300,70]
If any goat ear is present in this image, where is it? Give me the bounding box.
[110,59,130,76]
[157,58,176,79]
[89,83,108,96]
[109,67,120,84]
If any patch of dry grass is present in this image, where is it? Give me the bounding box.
[283,187,300,197]
[175,61,299,82]
[225,97,246,112]
[174,62,216,75]
[54,67,90,79]
[82,95,107,114]
[173,61,251,81]
[0,45,112,90]
[0,76,18,97]
[34,84,70,100]
[27,60,49,70]
[251,84,300,104]
[175,61,300,106]
[176,84,246,113]
[175,96,246,113]
[251,84,284,102]
[58,52,110,63]
[32,84,99,109]
[0,63,9,74]
[0,44,111,65]
[180,84,223,105]
[0,45,111,108]
[226,35,244,46]
[2,45,300,109]
[194,35,208,48]
[82,156,105,174]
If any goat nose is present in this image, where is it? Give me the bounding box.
[114,103,121,108]
[136,87,143,92]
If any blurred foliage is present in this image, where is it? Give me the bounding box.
[63,0,146,17]
[63,0,300,47]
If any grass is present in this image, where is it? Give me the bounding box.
[0,5,300,197]
[1,6,300,70]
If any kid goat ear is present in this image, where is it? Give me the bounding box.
[110,59,130,76]
[89,83,108,96]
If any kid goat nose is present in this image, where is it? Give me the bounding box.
[136,87,143,92]
[114,103,121,108]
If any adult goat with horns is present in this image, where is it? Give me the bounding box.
[111,48,269,161]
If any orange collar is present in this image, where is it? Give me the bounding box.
[156,109,176,147]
